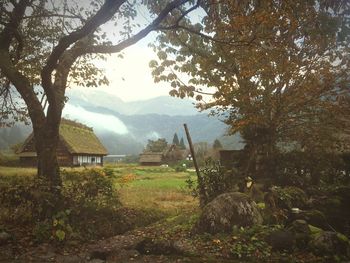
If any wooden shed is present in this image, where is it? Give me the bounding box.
[18,119,108,167]
[139,152,164,166]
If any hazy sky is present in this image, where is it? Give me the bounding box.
[69,2,205,102]
[71,33,170,102]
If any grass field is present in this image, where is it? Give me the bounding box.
[109,165,198,214]
[0,164,199,214]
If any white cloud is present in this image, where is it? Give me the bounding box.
[63,104,128,134]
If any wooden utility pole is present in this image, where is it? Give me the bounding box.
[184,123,206,207]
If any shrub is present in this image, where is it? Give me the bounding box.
[61,167,120,210]
[272,186,308,210]
[174,165,187,172]
[187,158,235,206]
[1,168,123,242]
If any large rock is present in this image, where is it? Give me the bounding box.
[288,220,310,248]
[194,192,262,234]
[309,231,350,257]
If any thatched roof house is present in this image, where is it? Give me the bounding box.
[18,119,107,167]
[139,144,188,166]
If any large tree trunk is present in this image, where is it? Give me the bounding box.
[33,114,63,218]
[36,124,61,191]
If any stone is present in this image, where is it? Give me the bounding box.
[309,231,350,257]
[265,230,295,251]
[194,192,263,234]
[0,231,11,245]
[288,220,311,248]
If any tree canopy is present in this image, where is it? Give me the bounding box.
[150,0,350,175]
[146,138,168,152]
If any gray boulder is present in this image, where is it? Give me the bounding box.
[309,231,350,257]
[194,192,262,234]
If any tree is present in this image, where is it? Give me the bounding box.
[0,0,201,203]
[150,0,350,178]
[172,132,180,145]
[179,137,186,149]
[213,139,222,150]
[146,138,168,152]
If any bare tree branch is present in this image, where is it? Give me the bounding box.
[66,0,194,56]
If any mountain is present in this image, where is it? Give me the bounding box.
[0,93,244,154]
[66,89,199,116]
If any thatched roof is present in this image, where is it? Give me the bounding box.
[18,119,107,156]
[59,119,107,155]
[139,152,163,163]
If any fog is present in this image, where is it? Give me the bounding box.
[63,104,129,135]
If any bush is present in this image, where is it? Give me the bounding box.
[275,151,347,187]
[0,168,124,242]
[272,186,308,210]
[174,165,187,172]
[187,158,235,206]
[61,167,120,210]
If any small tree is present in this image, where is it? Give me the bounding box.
[146,138,168,152]
[179,137,186,149]
[172,133,180,146]
[213,139,223,150]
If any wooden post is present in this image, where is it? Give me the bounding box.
[184,123,206,207]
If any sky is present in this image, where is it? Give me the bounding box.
[68,2,206,102]
[70,33,172,102]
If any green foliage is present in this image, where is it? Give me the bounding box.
[146,138,168,152]
[187,158,234,205]
[0,168,122,242]
[272,186,308,210]
[174,164,186,172]
[275,151,347,187]
[61,168,120,209]
[228,225,282,260]
[179,137,186,149]
[50,210,73,242]
[172,133,180,146]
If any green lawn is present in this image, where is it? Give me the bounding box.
[107,165,198,213]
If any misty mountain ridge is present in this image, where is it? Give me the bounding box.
[66,89,200,116]
[0,93,244,154]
